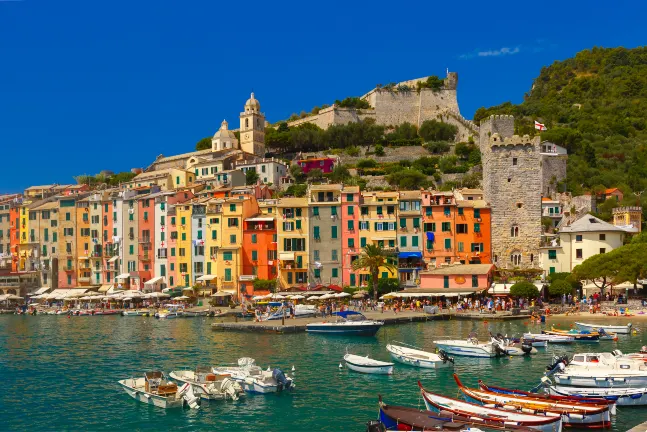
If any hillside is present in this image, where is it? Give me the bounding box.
[473,46,647,200]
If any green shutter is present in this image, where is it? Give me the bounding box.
[296,220,301,229]
[381,272,388,279]
[347,220,354,231]
[212,230,217,240]
[331,206,337,216]
[350,273,356,286]
[251,234,257,243]
[347,206,354,215]
[444,276,449,288]
[400,218,406,228]
[331,226,337,239]
[252,250,258,260]
[332,268,338,278]
[314,268,320,278]
[224,268,231,281]
[313,207,319,216]
[413,218,420,228]
[400,236,406,247]
[426,240,432,250]
[444,238,451,249]
[360,237,366,247]
[314,226,320,239]
[412,236,418,247]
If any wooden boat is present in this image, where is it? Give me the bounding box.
[523,333,574,344]
[169,367,245,400]
[547,385,647,406]
[542,328,600,342]
[454,374,611,428]
[306,311,383,336]
[118,371,199,409]
[344,353,393,375]
[418,382,563,432]
[376,396,535,431]
[576,322,632,334]
[477,380,617,415]
[386,342,454,368]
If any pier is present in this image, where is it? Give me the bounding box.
[211,310,530,334]
[628,421,647,432]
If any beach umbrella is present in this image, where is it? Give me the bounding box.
[175,295,190,300]
[336,292,350,298]
[380,292,397,300]
[271,294,285,299]
[352,293,366,299]
[290,295,305,299]
[307,296,320,302]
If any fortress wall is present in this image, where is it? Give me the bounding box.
[372,90,420,127]
[540,154,568,199]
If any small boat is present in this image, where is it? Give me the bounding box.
[597,329,618,341]
[212,357,294,394]
[553,352,647,388]
[261,304,318,321]
[386,342,454,368]
[519,338,548,348]
[169,367,245,400]
[547,385,647,406]
[155,305,184,319]
[419,382,563,432]
[122,309,151,317]
[542,328,600,342]
[118,371,200,409]
[433,334,497,358]
[523,333,574,344]
[576,322,632,334]
[454,374,611,428]
[306,311,383,336]
[344,353,393,375]
[375,396,534,431]
[183,309,210,317]
[477,380,617,415]
[491,334,537,356]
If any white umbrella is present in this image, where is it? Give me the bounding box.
[271,294,285,299]
[122,297,132,301]
[336,292,350,298]
[252,295,264,301]
[307,296,320,302]
[379,292,398,300]
[151,292,170,298]
[318,294,332,300]
[175,295,190,300]
[290,295,305,299]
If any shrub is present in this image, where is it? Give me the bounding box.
[419,120,458,142]
[509,281,540,298]
[345,146,360,156]
[549,280,574,297]
[424,141,451,154]
[335,97,370,109]
[356,159,378,169]
[374,144,385,156]
[385,122,418,141]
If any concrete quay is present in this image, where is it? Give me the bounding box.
[211,310,530,334]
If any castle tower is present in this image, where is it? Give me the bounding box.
[480,115,542,269]
[211,119,239,152]
[239,93,265,157]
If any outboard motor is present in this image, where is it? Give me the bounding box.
[612,349,623,357]
[438,349,455,364]
[220,378,242,401]
[272,368,293,391]
[546,355,568,371]
[365,420,387,432]
[177,382,200,410]
[521,341,534,355]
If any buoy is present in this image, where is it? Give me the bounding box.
[339,363,343,369]
[291,366,295,372]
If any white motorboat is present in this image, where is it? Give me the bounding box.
[122,309,151,317]
[553,352,647,388]
[183,309,210,317]
[118,371,200,409]
[261,304,317,320]
[433,335,496,358]
[523,333,574,344]
[212,357,295,394]
[547,384,647,406]
[576,322,632,334]
[169,367,244,400]
[386,342,454,368]
[306,311,383,336]
[491,334,537,356]
[343,353,393,375]
[155,305,184,319]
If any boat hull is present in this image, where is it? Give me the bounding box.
[386,344,452,369]
[306,323,382,336]
[433,342,494,358]
[548,386,647,406]
[576,322,631,334]
[344,354,393,375]
[169,374,242,400]
[553,373,647,388]
[118,380,184,409]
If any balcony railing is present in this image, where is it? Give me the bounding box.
[139,254,151,261]
[139,237,151,244]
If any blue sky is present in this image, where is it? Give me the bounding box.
[0,0,644,193]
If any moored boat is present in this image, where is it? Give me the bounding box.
[122,309,151,316]
[386,342,454,368]
[182,309,210,317]
[553,352,647,388]
[306,311,383,336]
[155,305,184,319]
[118,371,200,409]
[523,333,574,344]
[344,353,393,375]
[542,328,600,342]
[546,385,647,406]
[433,334,497,358]
[454,374,611,428]
[211,357,294,394]
[576,322,632,334]
[261,304,318,321]
[169,367,244,400]
[419,382,563,432]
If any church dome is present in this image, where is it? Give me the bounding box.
[245,92,260,112]
[213,119,237,140]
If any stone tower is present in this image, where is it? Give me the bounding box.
[479,115,542,269]
[239,93,265,157]
[211,119,239,151]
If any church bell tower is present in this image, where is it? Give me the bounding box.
[239,93,265,157]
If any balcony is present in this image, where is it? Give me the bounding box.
[79,276,91,283]
[64,265,75,272]
[139,237,151,244]
[79,261,91,270]
[139,254,152,261]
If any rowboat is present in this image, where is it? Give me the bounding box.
[169,367,245,400]
[553,352,647,388]
[306,311,383,336]
[386,342,454,368]
[523,333,574,344]
[376,396,535,431]
[418,382,563,432]
[343,353,394,375]
[454,374,611,428]
[118,371,200,409]
[576,322,632,334]
[547,385,647,406]
[477,380,617,415]
[542,328,599,342]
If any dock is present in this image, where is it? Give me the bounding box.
[628,421,647,431]
[211,310,530,334]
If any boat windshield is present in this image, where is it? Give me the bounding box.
[333,310,367,321]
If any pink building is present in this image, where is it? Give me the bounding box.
[418,264,494,294]
[136,195,155,288]
[341,186,361,287]
[297,157,336,174]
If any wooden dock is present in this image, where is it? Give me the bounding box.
[211,310,530,334]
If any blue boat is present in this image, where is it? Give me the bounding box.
[305,311,384,336]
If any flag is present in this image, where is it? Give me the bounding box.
[534,120,547,131]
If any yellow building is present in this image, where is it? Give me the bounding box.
[612,206,642,233]
[356,191,399,286]
[277,197,309,288]
[203,199,224,294]
[175,202,193,286]
[125,168,195,191]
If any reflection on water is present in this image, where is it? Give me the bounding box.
[0,315,645,431]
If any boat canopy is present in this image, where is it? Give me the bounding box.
[332,310,365,319]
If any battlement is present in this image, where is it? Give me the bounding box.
[613,206,642,213]
[489,133,537,147]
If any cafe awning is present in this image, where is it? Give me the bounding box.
[196,275,217,282]
[398,251,422,259]
[211,291,234,297]
[245,217,274,222]
[116,273,130,280]
[108,256,119,263]
[98,284,113,293]
[144,276,165,285]
[32,287,50,295]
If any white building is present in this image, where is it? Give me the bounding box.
[540,214,626,275]
[235,158,287,186]
[542,197,563,229]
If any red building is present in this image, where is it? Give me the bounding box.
[9,206,20,272]
[341,186,361,287]
[241,214,277,297]
[297,157,337,174]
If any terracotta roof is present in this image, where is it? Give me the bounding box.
[421,264,494,275]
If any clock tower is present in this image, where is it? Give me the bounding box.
[239,92,265,157]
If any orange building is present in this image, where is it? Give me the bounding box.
[76,198,92,287]
[9,205,20,272]
[241,214,277,298]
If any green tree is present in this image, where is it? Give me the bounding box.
[356,159,377,169]
[509,281,540,298]
[253,278,277,293]
[277,122,289,133]
[374,144,385,156]
[329,164,351,183]
[424,141,451,154]
[107,172,137,186]
[306,168,324,180]
[195,137,212,151]
[386,170,430,190]
[366,277,400,298]
[549,280,574,297]
[419,120,458,142]
[245,169,259,185]
[289,164,306,183]
[352,244,397,302]
[335,97,370,109]
[386,122,418,141]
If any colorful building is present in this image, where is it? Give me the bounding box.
[58,196,80,288]
[242,209,277,297]
[397,191,424,287]
[277,197,309,288]
[296,157,337,174]
[175,202,193,287]
[136,194,155,287]
[341,186,360,287]
[307,184,342,286]
[418,264,494,294]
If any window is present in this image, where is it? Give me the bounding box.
[296,220,301,230]
[312,207,319,216]
[550,267,555,274]
[474,223,480,233]
[474,209,481,218]
[548,249,557,260]
[179,248,186,257]
[230,234,236,244]
[66,212,71,221]
[424,223,436,232]
[359,221,368,230]
[400,236,407,247]
[458,207,464,216]
[360,237,366,247]
[600,248,606,254]
[313,250,320,261]
[350,273,356,286]
[444,238,451,250]
[443,276,449,288]
[331,207,337,216]
[314,268,321,278]
[576,235,583,242]
[332,249,338,261]
[229,204,236,212]
[347,220,354,231]
[400,218,406,229]
[376,223,383,231]
[313,226,320,239]
[181,233,186,241]
[576,249,583,259]
[512,157,518,166]
[347,194,354,202]
[444,206,451,217]
[347,206,354,215]
[171,248,176,256]
[251,250,258,260]
[361,207,368,216]
[332,268,338,278]
[456,224,468,234]
[458,241,464,252]
[296,208,302,217]
[211,230,217,240]
[441,222,451,232]
[227,218,238,227]
[510,253,522,266]
[425,207,432,217]
[197,231,203,240]
[412,236,418,247]
[510,226,519,237]
[129,245,134,255]
[388,222,395,230]
[224,268,232,281]
[472,275,478,288]
[599,234,606,241]
[181,217,186,225]
[331,226,337,239]
[223,251,232,261]
[348,238,355,248]
[413,218,420,228]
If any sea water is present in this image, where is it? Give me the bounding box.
[1,315,646,431]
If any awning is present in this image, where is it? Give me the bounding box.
[98,284,113,293]
[211,291,234,297]
[108,256,119,263]
[196,275,217,281]
[398,269,414,273]
[399,251,422,259]
[78,257,89,262]
[116,273,131,280]
[144,276,165,285]
[245,217,274,222]
[279,252,295,261]
[32,287,50,295]
[398,287,486,296]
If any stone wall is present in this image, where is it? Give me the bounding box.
[480,115,542,269]
[540,154,568,199]
[287,106,375,129]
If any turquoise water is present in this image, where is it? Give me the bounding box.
[1,315,646,431]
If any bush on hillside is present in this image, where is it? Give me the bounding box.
[424,141,451,154]
[419,120,458,142]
